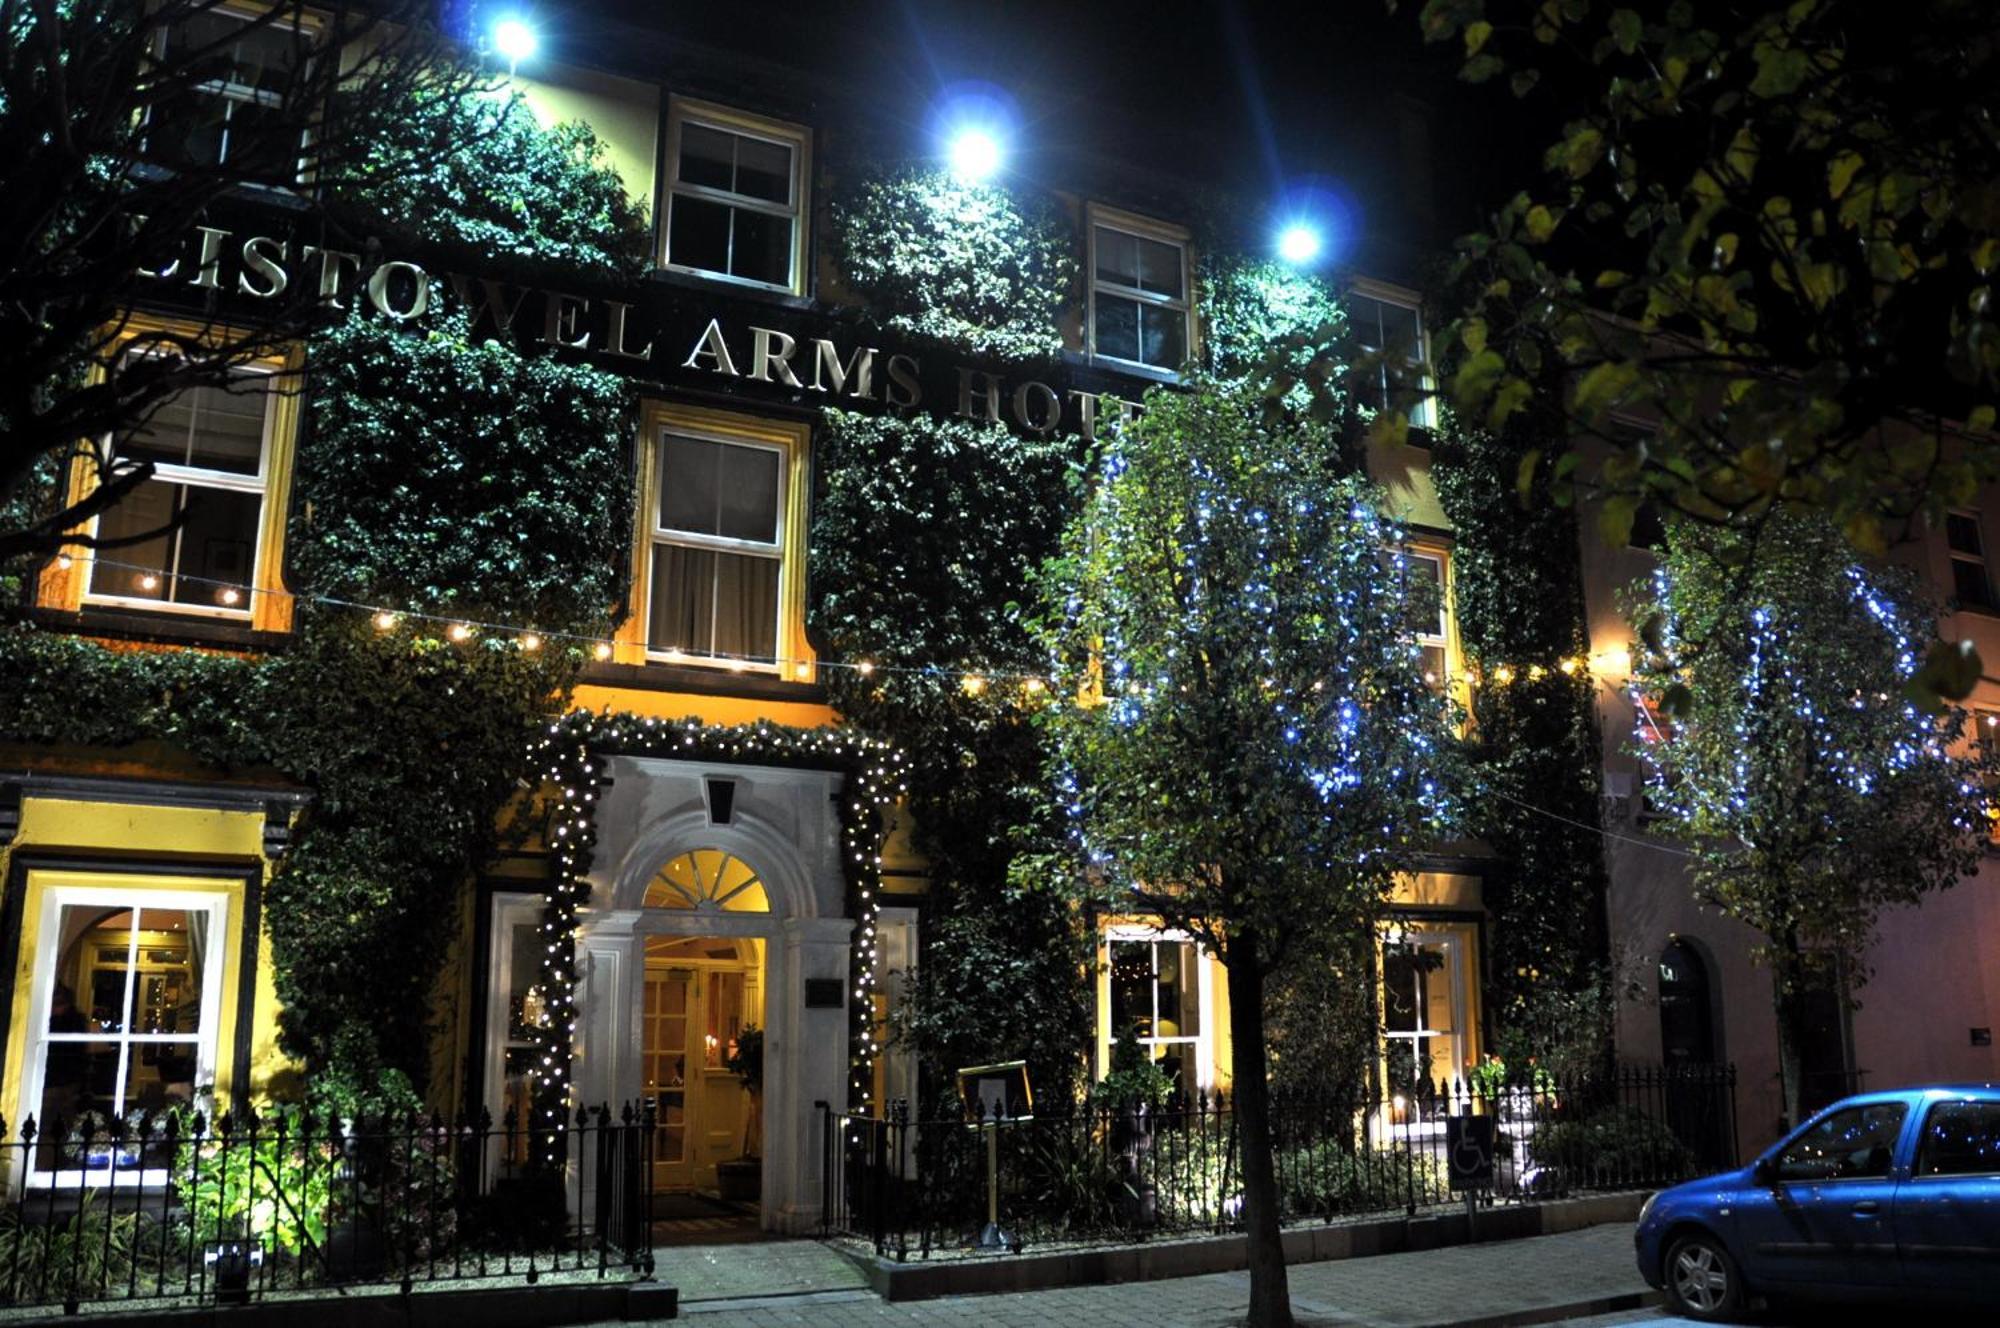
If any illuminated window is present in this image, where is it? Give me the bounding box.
[1100,926,1212,1093]
[22,885,229,1182]
[624,403,812,676]
[1348,282,1431,429]
[1947,510,1997,612]
[1380,923,1471,1092]
[663,99,809,294]
[147,6,311,182]
[84,366,274,618]
[1089,211,1191,376]
[1405,547,1449,691]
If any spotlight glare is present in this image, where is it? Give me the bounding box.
[1278,224,1323,264]
[948,127,1003,182]
[491,16,538,66]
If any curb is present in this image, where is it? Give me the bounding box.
[1418,1288,1662,1328]
[12,1279,680,1328]
[849,1192,1649,1303]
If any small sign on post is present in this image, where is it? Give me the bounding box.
[1446,1113,1496,1242]
[956,1061,1033,1251]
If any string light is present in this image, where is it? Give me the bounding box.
[449,622,473,642]
[593,642,613,661]
[520,632,542,652]
[374,610,399,631]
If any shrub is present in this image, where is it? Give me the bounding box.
[1530,1106,1695,1189]
[1276,1141,1446,1218]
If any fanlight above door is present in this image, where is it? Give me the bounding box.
[643,849,770,913]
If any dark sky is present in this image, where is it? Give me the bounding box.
[482,1,1544,277]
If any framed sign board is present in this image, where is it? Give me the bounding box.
[956,1060,1033,1123]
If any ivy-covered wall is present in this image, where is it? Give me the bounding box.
[0,91,644,1092]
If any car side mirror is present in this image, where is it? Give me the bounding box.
[1752,1157,1778,1187]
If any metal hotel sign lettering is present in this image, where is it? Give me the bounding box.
[143,223,1140,440]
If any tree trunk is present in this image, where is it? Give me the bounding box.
[1772,966,1809,1131]
[1226,945,1293,1328]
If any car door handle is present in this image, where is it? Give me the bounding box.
[1852,1200,1881,1216]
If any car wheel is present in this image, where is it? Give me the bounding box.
[1663,1232,1745,1321]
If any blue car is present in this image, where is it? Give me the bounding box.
[1634,1085,2000,1319]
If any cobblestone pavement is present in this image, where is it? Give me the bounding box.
[625,1223,1651,1327]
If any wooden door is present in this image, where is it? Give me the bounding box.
[643,968,694,1189]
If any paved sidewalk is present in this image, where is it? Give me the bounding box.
[627,1224,1655,1327]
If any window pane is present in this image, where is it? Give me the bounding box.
[134,908,203,1036]
[1094,227,1140,287]
[1916,1101,2000,1177]
[1776,1103,1906,1181]
[1421,644,1447,691]
[1139,304,1186,370]
[1162,941,1200,1038]
[649,545,779,660]
[1348,295,1386,351]
[89,478,178,600]
[668,195,732,275]
[123,380,265,476]
[678,122,735,191]
[733,136,792,204]
[717,444,782,543]
[1381,301,1423,363]
[1953,557,1994,610]
[1406,554,1444,637]
[124,394,198,469]
[1136,236,1184,298]
[1095,294,1140,362]
[169,486,260,607]
[1947,513,1983,556]
[1108,940,1149,1034]
[1382,946,1420,1033]
[37,1039,121,1144]
[506,921,542,1043]
[731,208,792,286]
[659,435,722,536]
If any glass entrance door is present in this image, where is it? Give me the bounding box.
[643,969,694,1189]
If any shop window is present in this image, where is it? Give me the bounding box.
[1089,212,1191,375]
[663,99,808,294]
[147,5,311,183]
[23,886,229,1181]
[622,403,812,676]
[1380,923,1471,1092]
[1348,284,1431,429]
[1948,510,1997,612]
[82,366,274,618]
[1101,928,1211,1093]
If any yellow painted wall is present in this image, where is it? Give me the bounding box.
[506,68,660,213]
[1,796,294,1126]
[569,685,838,731]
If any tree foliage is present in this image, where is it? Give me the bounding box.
[1030,370,1461,1327]
[1627,506,1991,1119]
[1405,0,2000,698]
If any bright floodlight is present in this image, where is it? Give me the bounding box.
[949,127,1003,182]
[1278,223,1323,264]
[491,16,539,66]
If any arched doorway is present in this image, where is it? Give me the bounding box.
[641,851,766,1194]
[1658,937,1716,1065]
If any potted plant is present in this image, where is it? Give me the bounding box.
[716,1026,763,1202]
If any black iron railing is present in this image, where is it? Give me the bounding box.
[821,1063,1737,1258]
[0,1101,655,1311]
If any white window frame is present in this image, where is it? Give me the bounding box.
[1086,209,1193,380]
[645,426,788,671]
[482,892,544,1181]
[1347,277,1433,430]
[1101,924,1215,1092]
[1403,545,1450,689]
[1379,921,1470,1095]
[1947,508,1996,611]
[661,99,809,295]
[19,885,230,1189]
[149,3,313,182]
[82,363,275,621]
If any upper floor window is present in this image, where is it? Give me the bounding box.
[1348,283,1431,429]
[1088,210,1191,376]
[1947,510,1997,612]
[663,99,809,295]
[148,6,310,182]
[86,366,274,618]
[623,403,812,677]
[1405,547,1448,690]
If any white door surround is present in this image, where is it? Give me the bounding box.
[573,756,853,1234]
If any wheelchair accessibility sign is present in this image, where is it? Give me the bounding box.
[1445,1115,1495,1191]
